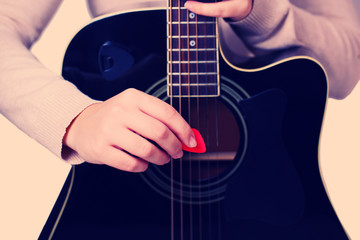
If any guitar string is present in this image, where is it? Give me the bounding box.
[195,8,203,240]
[209,9,216,238]
[214,13,222,239]
[214,7,223,238]
[205,3,221,237]
[204,10,211,239]
[218,16,224,240]
[167,1,175,240]
[215,98,222,240]
[213,9,222,239]
[171,2,221,239]
[185,5,194,240]
[177,1,184,240]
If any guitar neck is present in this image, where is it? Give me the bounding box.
[167,0,220,97]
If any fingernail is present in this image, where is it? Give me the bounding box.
[189,135,197,148]
[184,2,191,8]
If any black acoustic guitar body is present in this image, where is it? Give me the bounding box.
[40,8,348,240]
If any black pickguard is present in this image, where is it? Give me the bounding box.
[40,9,348,240]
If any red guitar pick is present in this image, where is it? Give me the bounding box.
[182,128,206,153]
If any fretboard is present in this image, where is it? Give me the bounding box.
[167,0,219,97]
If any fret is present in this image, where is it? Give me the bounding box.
[169,74,218,84]
[170,38,216,49]
[169,21,215,24]
[170,48,216,51]
[169,24,216,36]
[170,72,217,75]
[170,62,217,73]
[169,51,216,62]
[168,85,218,97]
[169,35,216,38]
[169,83,218,86]
[169,7,186,9]
[171,61,216,64]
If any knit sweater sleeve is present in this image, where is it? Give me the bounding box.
[0,0,98,164]
[219,0,360,99]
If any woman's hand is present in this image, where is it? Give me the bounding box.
[63,88,197,172]
[185,0,253,21]
[63,0,253,173]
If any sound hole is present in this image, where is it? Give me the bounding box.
[141,78,247,203]
[164,97,240,183]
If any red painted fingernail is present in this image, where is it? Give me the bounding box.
[182,128,206,153]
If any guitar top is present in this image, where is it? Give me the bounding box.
[40,5,348,240]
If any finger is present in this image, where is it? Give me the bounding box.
[102,146,149,172]
[110,128,171,165]
[134,91,197,148]
[124,111,184,159]
[184,0,251,20]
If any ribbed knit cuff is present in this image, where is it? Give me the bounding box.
[30,78,100,165]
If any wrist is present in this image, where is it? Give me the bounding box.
[62,102,101,151]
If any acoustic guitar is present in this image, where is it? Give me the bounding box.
[40,1,349,239]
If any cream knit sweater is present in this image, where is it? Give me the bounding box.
[0,0,359,164]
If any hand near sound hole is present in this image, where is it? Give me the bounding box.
[63,88,197,172]
[185,0,253,21]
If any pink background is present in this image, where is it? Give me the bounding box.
[0,2,359,239]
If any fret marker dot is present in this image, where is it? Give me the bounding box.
[189,12,195,19]
[190,40,196,47]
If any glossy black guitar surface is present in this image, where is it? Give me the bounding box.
[40,8,348,240]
